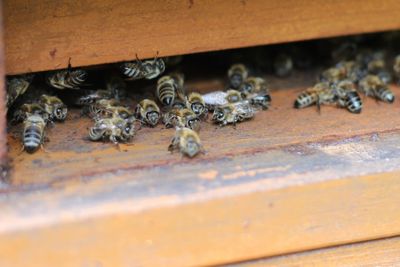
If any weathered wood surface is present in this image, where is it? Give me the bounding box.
[236,236,400,267]
[4,0,400,75]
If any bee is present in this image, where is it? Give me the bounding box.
[75,90,113,106]
[358,75,394,103]
[228,64,249,89]
[22,114,46,153]
[12,103,48,123]
[239,77,268,98]
[135,99,160,127]
[47,63,88,90]
[225,89,243,103]
[248,93,271,110]
[89,117,136,144]
[156,73,185,106]
[106,75,127,101]
[212,101,255,126]
[162,108,182,128]
[106,106,134,121]
[336,60,366,83]
[6,75,34,109]
[88,99,120,119]
[319,67,347,83]
[121,54,165,80]
[332,80,362,114]
[186,92,207,117]
[39,95,68,121]
[177,108,201,132]
[168,127,203,158]
[294,82,336,111]
[202,91,229,110]
[273,53,293,77]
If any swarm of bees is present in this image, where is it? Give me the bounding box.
[295,48,399,113]
[6,33,400,158]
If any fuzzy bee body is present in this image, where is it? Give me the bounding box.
[228,64,249,89]
[202,91,229,110]
[156,74,183,106]
[135,99,160,127]
[13,103,48,123]
[186,92,207,118]
[177,108,201,132]
[168,127,202,158]
[239,77,268,98]
[294,83,335,109]
[122,56,165,80]
[212,101,255,126]
[39,95,68,121]
[47,69,87,90]
[89,117,135,144]
[319,67,347,83]
[106,76,127,101]
[23,114,46,153]
[394,55,400,80]
[358,75,394,103]
[225,89,243,103]
[76,90,113,106]
[6,75,34,109]
[333,80,362,114]
[249,93,271,110]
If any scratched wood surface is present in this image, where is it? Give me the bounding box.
[3,72,400,265]
[4,0,400,75]
[235,236,400,267]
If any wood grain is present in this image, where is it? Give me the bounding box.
[236,237,400,267]
[4,0,400,75]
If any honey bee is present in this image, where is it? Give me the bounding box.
[135,99,160,127]
[39,95,68,121]
[335,60,366,83]
[106,75,127,101]
[177,108,201,132]
[319,67,347,83]
[294,82,336,111]
[47,61,88,90]
[186,92,207,117]
[75,90,113,106]
[332,80,362,114]
[106,106,134,121]
[212,101,255,126]
[248,93,271,110]
[162,108,182,128]
[358,74,394,103]
[88,99,120,119]
[228,64,249,89]
[202,91,229,110]
[156,73,185,106]
[22,114,46,153]
[12,103,48,123]
[273,53,293,77]
[89,117,136,144]
[168,127,203,158]
[121,54,165,80]
[239,77,268,98]
[6,75,34,109]
[225,89,243,103]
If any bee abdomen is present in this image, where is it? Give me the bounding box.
[23,125,43,153]
[121,63,143,80]
[345,92,362,113]
[375,87,395,103]
[294,92,317,108]
[157,83,175,106]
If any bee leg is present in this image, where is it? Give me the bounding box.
[40,144,50,153]
[19,145,25,154]
[135,54,143,64]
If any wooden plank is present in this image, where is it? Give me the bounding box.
[4,0,400,75]
[1,169,400,266]
[236,236,400,267]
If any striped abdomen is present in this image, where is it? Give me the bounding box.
[157,80,176,106]
[121,62,145,80]
[375,87,395,103]
[294,91,318,108]
[23,115,45,153]
[345,91,362,114]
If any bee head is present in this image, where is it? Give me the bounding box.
[212,108,225,122]
[146,111,160,126]
[191,102,204,115]
[230,74,243,89]
[188,118,201,132]
[185,139,200,158]
[123,123,135,138]
[239,82,253,94]
[54,105,67,121]
[155,58,165,72]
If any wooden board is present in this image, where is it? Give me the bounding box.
[3,73,400,265]
[4,0,400,75]
[236,236,400,266]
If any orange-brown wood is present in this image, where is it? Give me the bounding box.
[1,170,400,267]
[236,236,400,266]
[0,5,8,168]
[4,0,400,75]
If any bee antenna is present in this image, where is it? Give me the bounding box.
[68,57,72,70]
[154,51,160,61]
[135,54,143,64]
